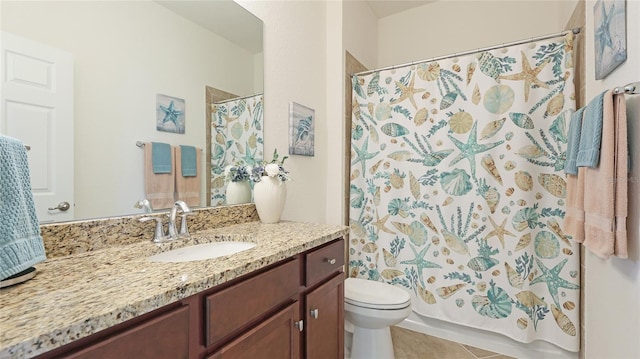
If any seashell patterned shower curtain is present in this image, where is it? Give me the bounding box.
[211,94,264,205]
[349,33,579,351]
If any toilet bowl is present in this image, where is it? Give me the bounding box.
[344,278,411,359]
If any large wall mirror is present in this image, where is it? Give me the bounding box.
[1,0,263,223]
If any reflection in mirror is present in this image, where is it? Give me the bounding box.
[206,90,264,206]
[0,0,263,223]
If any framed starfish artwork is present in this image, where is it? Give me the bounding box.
[594,0,626,80]
[289,102,315,156]
[156,94,185,134]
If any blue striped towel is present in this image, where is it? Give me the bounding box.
[564,107,585,175]
[0,135,46,280]
[180,145,197,177]
[151,142,172,174]
[576,90,607,167]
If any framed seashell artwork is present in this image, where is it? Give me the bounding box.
[288,101,315,156]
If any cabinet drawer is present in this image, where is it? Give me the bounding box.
[305,239,344,287]
[65,305,189,359]
[205,258,300,347]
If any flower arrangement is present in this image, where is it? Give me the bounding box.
[224,164,251,183]
[250,149,292,182]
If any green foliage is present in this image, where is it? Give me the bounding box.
[541,207,565,218]
[428,119,448,138]
[515,252,534,279]
[390,237,406,257]
[444,272,473,284]
[477,239,499,258]
[393,105,412,120]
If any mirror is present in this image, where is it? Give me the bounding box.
[0,0,263,222]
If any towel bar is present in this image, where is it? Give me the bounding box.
[613,82,639,95]
[136,141,145,148]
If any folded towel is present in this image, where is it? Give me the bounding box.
[564,107,585,174]
[0,135,46,280]
[144,142,175,209]
[576,90,607,167]
[180,145,197,177]
[175,146,201,207]
[152,142,172,174]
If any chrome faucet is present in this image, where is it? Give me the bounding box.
[168,200,191,240]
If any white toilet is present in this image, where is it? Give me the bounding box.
[344,278,412,359]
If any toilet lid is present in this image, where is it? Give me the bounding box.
[345,278,411,310]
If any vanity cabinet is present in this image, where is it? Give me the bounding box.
[35,237,344,359]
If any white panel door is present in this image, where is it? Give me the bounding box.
[1,31,74,223]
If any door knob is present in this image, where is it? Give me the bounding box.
[310,309,319,319]
[48,201,71,211]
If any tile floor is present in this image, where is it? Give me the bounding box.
[390,326,515,359]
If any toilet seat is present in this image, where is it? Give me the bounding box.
[345,278,411,310]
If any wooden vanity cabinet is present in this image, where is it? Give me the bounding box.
[302,239,345,359]
[35,237,344,359]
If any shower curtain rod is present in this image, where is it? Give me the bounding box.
[352,27,581,77]
[213,92,263,105]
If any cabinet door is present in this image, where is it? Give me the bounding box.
[208,302,301,359]
[305,273,344,359]
[65,305,189,359]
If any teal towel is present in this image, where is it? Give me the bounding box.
[180,145,197,177]
[152,142,172,174]
[0,135,46,280]
[564,107,585,175]
[576,90,607,167]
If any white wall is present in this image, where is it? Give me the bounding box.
[237,0,329,224]
[583,0,640,357]
[377,0,574,67]
[1,1,259,220]
[343,0,379,69]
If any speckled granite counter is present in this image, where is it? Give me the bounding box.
[0,221,348,358]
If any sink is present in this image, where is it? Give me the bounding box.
[148,241,256,263]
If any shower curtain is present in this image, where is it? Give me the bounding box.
[349,33,579,351]
[211,94,264,206]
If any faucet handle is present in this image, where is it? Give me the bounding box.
[179,212,193,238]
[139,216,166,243]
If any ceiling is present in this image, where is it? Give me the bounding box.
[365,0,437,18]
[154,0,437,53]
[155,0,263,54]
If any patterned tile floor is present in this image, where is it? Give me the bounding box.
[390,326,515,359]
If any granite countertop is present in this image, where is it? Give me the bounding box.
[0,221,348,358]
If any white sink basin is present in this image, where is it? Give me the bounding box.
[148,241,256,263]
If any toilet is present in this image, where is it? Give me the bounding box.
[344,278,412,359]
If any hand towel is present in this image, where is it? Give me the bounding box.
[580,90,628,258]
[576,90,607,167]
[564,107,585,175]
[175,146,201,207]
[179,145,197,177]
[152,142,172,174]
[0,135,46,280]
[144,142,175,209]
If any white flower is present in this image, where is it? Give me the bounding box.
[264,163,280,177]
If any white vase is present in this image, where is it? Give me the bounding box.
[253,176,287,223]
[226,180,252,205]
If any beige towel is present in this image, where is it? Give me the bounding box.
[144,142,175,209]
[565,91,628,259]
[564,166,586,243]
[175,146,202,207]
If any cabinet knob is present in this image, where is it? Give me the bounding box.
[294,320,304,332]
[310,309,319,319]
[325,258,336,265]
